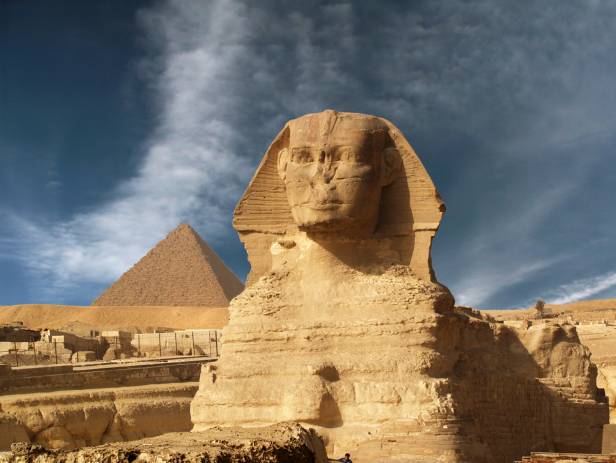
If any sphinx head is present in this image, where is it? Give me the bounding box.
[277,110,400,236]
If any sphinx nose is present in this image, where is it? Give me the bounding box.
[317,150,335,183]
[311,164,335,185]
[310,164,335,189]
[322,165,335,183]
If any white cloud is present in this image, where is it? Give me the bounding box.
[8,0,261,297]
[547,272,616,305]
[454,257,563,308]
[443,185,576,307]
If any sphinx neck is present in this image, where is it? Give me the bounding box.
[273,232,403,279]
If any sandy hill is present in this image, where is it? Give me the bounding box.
[0,304,229,334]
[483,298,616,322]
[92,223,244,307]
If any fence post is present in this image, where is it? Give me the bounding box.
[158,332,162,357]
[214,331,219,357]
[191,331,195,357]
[208,330,212,357]
[14,341,18,366]
[174,332,178,356]
[137,334,141,357]
[54,341,58,364]
[33,339,37,365]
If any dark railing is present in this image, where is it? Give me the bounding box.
[0,330,221,367]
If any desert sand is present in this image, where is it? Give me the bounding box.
[484,298,616,322]
[0,304,228,333]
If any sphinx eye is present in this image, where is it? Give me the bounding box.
[338,147,369,164]
[291,148,313,164]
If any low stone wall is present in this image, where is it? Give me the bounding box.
[0,359,208,394]
[0,382,198,450]
[517,454,616,462]
[131,330,220,357]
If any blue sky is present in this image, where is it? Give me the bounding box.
[1,0,615,308]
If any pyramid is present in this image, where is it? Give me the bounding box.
[92,224,244,306]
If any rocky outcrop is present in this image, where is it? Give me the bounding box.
[2,423,327,463]
[0,383,197,450]
[191,111,608,463]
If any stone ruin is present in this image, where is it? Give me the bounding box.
[191,110,609,462]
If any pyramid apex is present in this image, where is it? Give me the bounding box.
[169,223,201,240]
[174,222,195,232]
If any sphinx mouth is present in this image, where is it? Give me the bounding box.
[307,203,341,210]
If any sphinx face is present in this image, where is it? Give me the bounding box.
[278,112,395,236]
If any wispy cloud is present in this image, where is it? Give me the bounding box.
[444,183,577,307]
[547,272,616,305]
[6,0,260,297]
[454,257,565,308]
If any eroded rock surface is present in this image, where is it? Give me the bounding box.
[0,383,197,451]
[1,423,327,463]
[191,110,608,463]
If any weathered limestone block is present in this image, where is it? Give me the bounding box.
[191,111,607,463]
[0,383,197,450]
[33,342,72,363]
[0,412,29,452]
[70,351,96,363]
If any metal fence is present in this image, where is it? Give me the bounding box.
[0,338,70,366]
[0,329,221,367]
[124,330,220,358]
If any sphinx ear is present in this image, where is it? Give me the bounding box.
[277,148,290,181]
[381,147,402,186]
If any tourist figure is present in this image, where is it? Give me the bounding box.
[338,453,352,463]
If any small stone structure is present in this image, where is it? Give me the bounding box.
[131,329,220,357]
[0,358,206,394]
[191,110,608,462]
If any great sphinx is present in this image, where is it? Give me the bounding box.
[192,110,607,462]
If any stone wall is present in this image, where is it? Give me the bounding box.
[0,360,206,394]
[131,330,220,357]
[517,454,616,462]
[0,382,197,450]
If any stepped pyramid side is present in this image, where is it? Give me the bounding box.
[92,224,244,307]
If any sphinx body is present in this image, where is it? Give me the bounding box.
[191,111,607,462]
